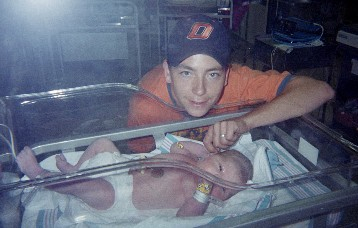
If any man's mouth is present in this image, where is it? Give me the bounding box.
[190,100,208,107]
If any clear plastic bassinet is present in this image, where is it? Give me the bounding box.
[1,83,357,227]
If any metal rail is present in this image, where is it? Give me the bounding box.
[31,110,250,155]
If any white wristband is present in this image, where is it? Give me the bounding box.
[193,190,210,204]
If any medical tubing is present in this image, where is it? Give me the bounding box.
[2,158,248,193]
[138,87,264,111]
[0,124,16,159]
[14,82,265,114]
[2,158,358,193]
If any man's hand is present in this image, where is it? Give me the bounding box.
[203,76,334,154]
[203,119,249,153]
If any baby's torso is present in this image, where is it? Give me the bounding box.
[132,165,197,210]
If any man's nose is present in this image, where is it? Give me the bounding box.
[192,76,206,96]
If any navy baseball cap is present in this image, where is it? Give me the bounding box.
[167,15,230,67]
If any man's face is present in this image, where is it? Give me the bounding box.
[164,54,228,117]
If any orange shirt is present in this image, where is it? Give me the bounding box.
[128,64,291,153]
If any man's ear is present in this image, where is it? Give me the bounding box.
[224,67,230,86]
[163,60,172,83]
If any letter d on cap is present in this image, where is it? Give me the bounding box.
[187,23,213,40]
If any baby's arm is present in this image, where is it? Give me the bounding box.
[176,178,213,217]
[176,197,209,217]
[170,141,210,161]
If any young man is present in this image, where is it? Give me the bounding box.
[127,15,334,153]
[16,139,253,219]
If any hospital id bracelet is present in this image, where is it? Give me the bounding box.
[193,181,213,204]
[196,182,212,195]
[193,190,210,204]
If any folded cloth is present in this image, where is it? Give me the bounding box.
[252,146,274,183]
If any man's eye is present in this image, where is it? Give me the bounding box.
[208,72,220,78]
[180,71,191,77]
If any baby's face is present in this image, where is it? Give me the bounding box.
[198,153,240,181]
[198,153,241,200]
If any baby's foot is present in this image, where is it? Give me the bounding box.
[55,154,78,173]
[16,147,45,179]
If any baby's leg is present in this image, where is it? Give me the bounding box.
[56,138,119,172]
[76,138,119,167]
[16,147,115,210]
[16,147,50,179]
[55,154,78,173]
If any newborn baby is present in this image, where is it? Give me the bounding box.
[17,138,253,218]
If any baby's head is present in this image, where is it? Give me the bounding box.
[220,150,253,184]
[199,150,253,201]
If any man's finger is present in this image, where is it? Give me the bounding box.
[203,126,219,153]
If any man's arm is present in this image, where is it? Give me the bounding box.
[204,76,335,152]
